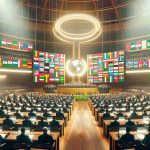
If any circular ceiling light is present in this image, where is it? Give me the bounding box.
[66,59,87,76]
[53,14,102,43]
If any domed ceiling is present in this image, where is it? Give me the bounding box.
[0,0,150,49]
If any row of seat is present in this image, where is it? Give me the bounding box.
[0,92,74,150]
[89,92,150,150]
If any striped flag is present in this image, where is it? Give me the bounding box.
[22,60,27,67]
[146,39,150,49]
[18,60,22,68]
[136,41,142,50]
[103,76,108,83]
[114,51,119,59]
[126,42,131,51]
[114,76,119,83]
[103,53,109,60]
[131,41,136,50]
[34,76,38,82]
[142,40,146,49]
[13,59,18,68]
[109,76,113,83]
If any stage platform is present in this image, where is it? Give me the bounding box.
[57,82,98,94]
[57,87,98,94]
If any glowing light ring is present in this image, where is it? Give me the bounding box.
[66,59,87,76]
[53,14,102,42]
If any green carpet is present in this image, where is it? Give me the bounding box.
[74,95,89,101]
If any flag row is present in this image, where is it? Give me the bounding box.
[87,50,124,83]
[126,58,150,69]
[33,50,65,83]
[0,37,33,51]
[0,57,32,69]
[126,39,150,51]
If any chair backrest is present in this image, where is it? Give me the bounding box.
[13,143,28,150]
[37,143,53,150]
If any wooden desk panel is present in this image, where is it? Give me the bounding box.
[0,131,60,150]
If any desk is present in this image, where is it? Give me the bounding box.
[0,130,60,150]
[103,119,150,137]
[8,111,68,127]
[0,118,64,137]
[109,131,148,150]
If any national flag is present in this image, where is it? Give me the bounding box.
[2,38,7,46]
[114,76,119,83]
[54,65,59,70]
[27,60,32,69]
[39,75,45,82]
[126,42,131,51]
[108,52,113,59]
[12,59,18,68]
[114,66,118,72]
[114,72,119,76]
[34,51,39,58]
[2,58,8,65]
[88,69,93,75]
[39,52,45,57]
[22,41,28,50]
[136,41,142,50]
[133,60,138,68]
[109,76,113,83]
[50,57,54,63]
[50,53,55,57]
[7,58,13,67]
[108,62,113,66]
[44,52,50,59]
[34,76,38,82]
[18,60,22,68]
[50,64,54,68]
[93,73,98,76]
[103,76,108,83]
[49,78,54,82]
[6,39,12,48]
[103,62,108,68]
[114,51,119,59]
[18,41,23,50]
[28,42,33,50]
[34,62,39,70]
[54,78,59,82]
[34,70,39,75]
[119,75,124,83]
[138,59,143,68]
[44,58,49,63]
[12,40,18,49]
[39,57,44,62]
[45,75,49,83]
[130,41,136,50]
[39,62,44,68]
[146,39,150,49]
[142,40,146,49]
[129,60,134,69]
[22,60,27,67]
[39,68,44,72]
[114,61,119,66]
[103,53,108,60]
[143,59,148,68]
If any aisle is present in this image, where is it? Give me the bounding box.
[60,101,109,150]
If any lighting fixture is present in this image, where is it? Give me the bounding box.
[0,69,32,73]
[53,14,102,42]
[126,70,150,74]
